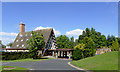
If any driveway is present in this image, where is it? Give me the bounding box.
[2,59,77,70]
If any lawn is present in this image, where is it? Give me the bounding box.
[0,66,28,72]
[71,51,118,70]
[2,58,49,62]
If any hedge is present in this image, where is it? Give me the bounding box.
[2,52,31,60]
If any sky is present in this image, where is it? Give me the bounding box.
[1,2,118,45]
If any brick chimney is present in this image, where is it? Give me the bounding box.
[19,22,25,34]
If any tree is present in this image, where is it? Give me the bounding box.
[69,36,74,48]
[82,37,96,57]
[7,42,13,47]
[111,39,119,51]
[26,31,45,59]
[0,40,6,48]
[72,48,83,60]
[78,27,107,48]
[107,35,116,47]
[56,35,70,49]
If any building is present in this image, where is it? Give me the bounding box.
[2,23,73,59]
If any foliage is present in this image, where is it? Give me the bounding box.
[7,42,13,47]
[2,52,31,60]
[74,43,85,50]
[0,40,6,48]
[106,35,116,47]
[73,37,96,60]
[78,28,107,48]
[82,37,96,57]
[111,39,119,51]
[72,48,83,60]
[56,35,74,49]
[26,31,45,59]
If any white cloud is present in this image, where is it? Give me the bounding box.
[0,37,15,45]
[66,29,83,37]
[34,26,61,35]
[0,32,18,36]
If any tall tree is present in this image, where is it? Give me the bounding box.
[0,40,6,48]
[26,31,45,59]
[107,35,116,47]
[69,36,74,48]
[56,35,70,49]
[7,42,13,47]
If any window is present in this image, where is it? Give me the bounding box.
[26,39,29,41]
[20,34,23,37]
[17,45,19,47]
[22,44,24,47]
[16,40,18,42]
[21,39,23,42]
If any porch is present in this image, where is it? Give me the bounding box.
[43,49,74,59]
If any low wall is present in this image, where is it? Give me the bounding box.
[96,48,111,54]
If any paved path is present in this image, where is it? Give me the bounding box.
[2,59,77,70]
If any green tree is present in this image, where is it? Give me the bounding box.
[7,42,13,47]
[78,27,107,48]
[111,39,119,51]
[72,48,83,60]
[0,40,6,48]
[106,35,116,47]
[82,37,96,57]
[26,31,45,59]
[69,36,74,48]
[56,35,70,49]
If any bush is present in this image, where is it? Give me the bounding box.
[72,48,83,60]
[112,39,119,51]
[2,52,31,60]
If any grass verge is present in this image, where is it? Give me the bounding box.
[71,51,118,70]
[0,66,28,72]
[2,58,49,62]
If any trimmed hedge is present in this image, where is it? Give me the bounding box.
[2,52,31,60]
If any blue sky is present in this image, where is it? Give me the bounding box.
[1,2,118,45]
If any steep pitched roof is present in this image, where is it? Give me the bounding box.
[11,28,53,48]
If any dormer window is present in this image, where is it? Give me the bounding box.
[17,45,19,47]
[22,44,24,47]
[20,34,23,37]
[16,40,18,42]
[21,39,23,42]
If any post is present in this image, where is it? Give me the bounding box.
[65,51,67,57]
[60,51,61,57]
[52,51,54,57]
[56,51,58,58]
[63,51,64,57]
[69,51,71,59]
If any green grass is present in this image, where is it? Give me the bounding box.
[0,66,28,72]
[2,58,49,62]
[71,51,118,70]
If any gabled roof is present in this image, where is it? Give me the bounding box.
[11,28,53,48]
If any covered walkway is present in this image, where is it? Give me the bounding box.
[43,49,74,59]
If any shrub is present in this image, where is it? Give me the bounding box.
[2,52,31,60]
[112,39,119,51]
[72,48,83,60]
